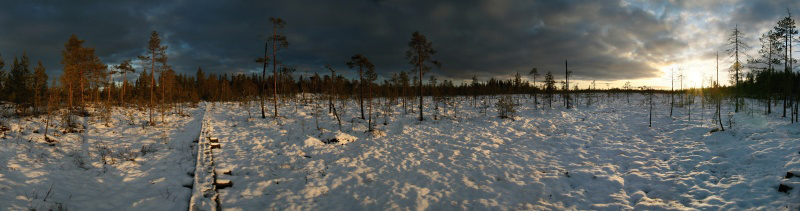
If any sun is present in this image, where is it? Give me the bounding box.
[658,58,725,90]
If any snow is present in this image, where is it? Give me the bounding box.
[2,94,800,210]
[0,105,204,210]
[202,95,800,210]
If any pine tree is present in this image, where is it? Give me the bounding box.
[623,81,632,103]
[89,60,108,106]
[749,30,781,114]
[429,75,439,119]
[256,42,270,118]
[115,60,135,106]
[775,12,797,118]
[347,54,372,120]
[716,52,725,131]
[565,60,572,109]
[325,65,342,130]
[544,71,556,108]
[60,35,104,125]
[44,80,59,142]
[138,31,168,126]
[471,75,479,107]
[405,31,441,121]
[269,17,288,119]
[399,71,410,113]
[365,64,377,132]
[670,68,674,117]
[528,68,539,108]
[159,67,176,122]
[61,35,82,118]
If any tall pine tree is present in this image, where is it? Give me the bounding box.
[138,31,168,126]
[405,31,441,121]
[268,17,288,118]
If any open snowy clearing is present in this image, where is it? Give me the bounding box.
[1,94,800,210]
[203,95,800,210]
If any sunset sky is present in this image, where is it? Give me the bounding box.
[1,0,798,89]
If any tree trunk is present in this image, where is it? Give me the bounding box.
[565,60,569,109]
[161,75,166,123]
[649,93,652,127]
[670,71,674,117]
[260,43,267,119]
[368,82,373,132]
[150,56,155,126]
[359,66,364,120]
[272,25,279,119]
[418,48,424,121]
[121,73,127,107]
[107,75,112,108]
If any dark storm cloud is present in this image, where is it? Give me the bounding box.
[728,0,800,31]
[0,0,785,83]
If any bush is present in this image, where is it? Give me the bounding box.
[96,145,114,164]
[141,144,157,156]
[496,95,515,119]
[114,146,139,162]
[69,151,89,170]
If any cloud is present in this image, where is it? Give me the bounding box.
[0,0,795,84]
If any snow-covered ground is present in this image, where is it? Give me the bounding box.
[2,94,800,210]
[203,95,800,210]
[0,105,204,210]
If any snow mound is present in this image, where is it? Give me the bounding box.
[303,136,324,147]
[322,131,357,145]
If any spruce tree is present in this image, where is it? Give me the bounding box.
[33,61,48,114]
[544,71,556,108]
[10,53,32,111]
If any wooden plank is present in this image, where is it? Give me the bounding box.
[215,169,232,175]
[215,179,233,189]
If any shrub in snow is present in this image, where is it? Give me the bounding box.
[96,145,114,164]
[114,146,139,162]
[70,151,89,170]
[496,95,515,119]
[141,144,158,156]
